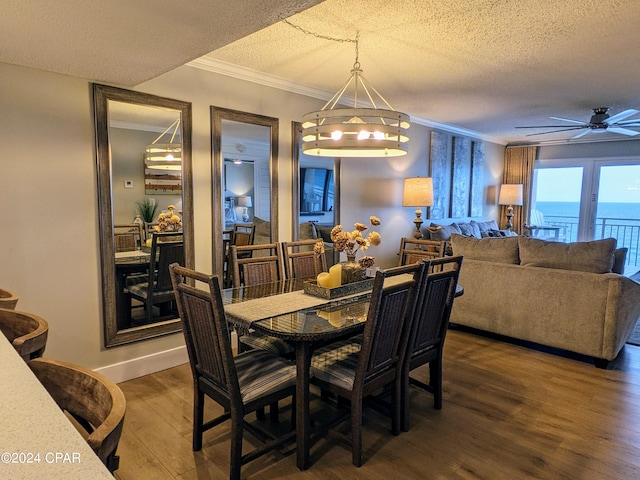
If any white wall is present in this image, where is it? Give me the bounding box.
[0,60,505,381]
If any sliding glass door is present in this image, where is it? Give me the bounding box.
[533,159,640,272]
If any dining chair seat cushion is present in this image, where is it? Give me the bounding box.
[311,339,362,391]
[125,272,153,287]
[234,350,297,403]
[127,282,172,299]
[239,332,294,356]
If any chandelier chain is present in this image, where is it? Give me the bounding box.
[282,19,359,63]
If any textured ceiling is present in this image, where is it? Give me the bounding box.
[3,0,640,145]
[201,0,640,145]
[0,0,322,86]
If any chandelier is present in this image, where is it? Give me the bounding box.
[299,31,410,158]
[144,118,182,170]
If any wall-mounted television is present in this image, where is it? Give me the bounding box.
[300,168,334,214]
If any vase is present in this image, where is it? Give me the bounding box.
[341,254,365,285]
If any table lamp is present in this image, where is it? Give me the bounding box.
[236,196,252,222]
[498,184,523,230]
[402,177,434,239]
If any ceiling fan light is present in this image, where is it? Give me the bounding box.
[331,130,343,140]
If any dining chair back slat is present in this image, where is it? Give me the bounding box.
[114,223,144,252]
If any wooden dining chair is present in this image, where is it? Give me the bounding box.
[114,223,144,252]
[28,357,126,473]
[397,237,447,266]
[128,232,184,324]
[0,308,49,361]
[231,243,293,357]
[310,262,427,467]
[169,264,297,480]
[282,239,327,279]
[223,223,256,287]
[0,287,19,309]
[230,243,284,288]
[401,255,463,431]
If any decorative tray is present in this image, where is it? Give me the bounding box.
[303,278,374,299]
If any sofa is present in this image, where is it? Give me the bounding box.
[449,234,640,367]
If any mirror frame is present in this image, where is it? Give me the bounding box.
[211,106,279,276]
[291,121,340,239]
[93,83,194,347]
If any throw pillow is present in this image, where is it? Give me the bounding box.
[454,222,481,238]
[612,248,628,275]
[315,224,334,243]
[252,216,271,245]
[300,221,318,240]
[471,219,500,234]
[450,233,520,264]
[428,223,462,241]
[518,237,617,274]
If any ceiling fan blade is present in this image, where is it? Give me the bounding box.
[606,127,640,136]
[572,129,592,139]
[615,119,640,125]
[515,125,586,129]
[549,116,586,125]
[605,109,639,124]
[525,127,586,137]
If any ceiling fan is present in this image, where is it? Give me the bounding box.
[516,107,640,139]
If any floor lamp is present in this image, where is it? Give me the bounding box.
[498,184,523,231]
[402,177,434,239]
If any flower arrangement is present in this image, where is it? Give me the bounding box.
[154,205,182,232]
[316,216,381,268]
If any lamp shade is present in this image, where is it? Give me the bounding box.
[498,184,523,206]
[236,196,252,208]
[402,177,434,207]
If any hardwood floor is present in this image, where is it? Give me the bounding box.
[114,329,640,479]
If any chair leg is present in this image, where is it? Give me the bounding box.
[193,389,204,451]
[391,380,401,436]
[256,407,266,420]
[269,402,280,423]
[351,397,363,467]
[229,412,244,480]
[401,365,411,432]
[430,358,443,410]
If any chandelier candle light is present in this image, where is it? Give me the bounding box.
[403,177,434,239]
[498,183,523,230]
[292,22,410,158]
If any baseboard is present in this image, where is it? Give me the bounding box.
[95,331,239,383]
[95,346,189,384]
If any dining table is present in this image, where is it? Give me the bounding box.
[222,276,462,470]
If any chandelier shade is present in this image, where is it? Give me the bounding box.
[299,35,410,158]
[144,118,182,170]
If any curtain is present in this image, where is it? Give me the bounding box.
[501,146,537,234]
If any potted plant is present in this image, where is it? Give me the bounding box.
[136,197,159,223]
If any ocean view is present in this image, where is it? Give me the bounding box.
[536,201,640,220]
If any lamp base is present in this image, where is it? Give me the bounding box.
[413,208,424,239]
[505,205,514,231]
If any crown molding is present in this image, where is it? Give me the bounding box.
[187,57,507,146]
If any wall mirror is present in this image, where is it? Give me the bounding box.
[211,107,278,277]
[93,84,193,347]
[292,121,340,240]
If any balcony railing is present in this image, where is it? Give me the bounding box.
[542,215,640,272]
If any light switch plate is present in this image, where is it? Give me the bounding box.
[124,180,133,189]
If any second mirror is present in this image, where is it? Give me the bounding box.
[211,107,279,279]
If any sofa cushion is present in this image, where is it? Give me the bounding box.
[518,237,617,274]
[450,233,520,264]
